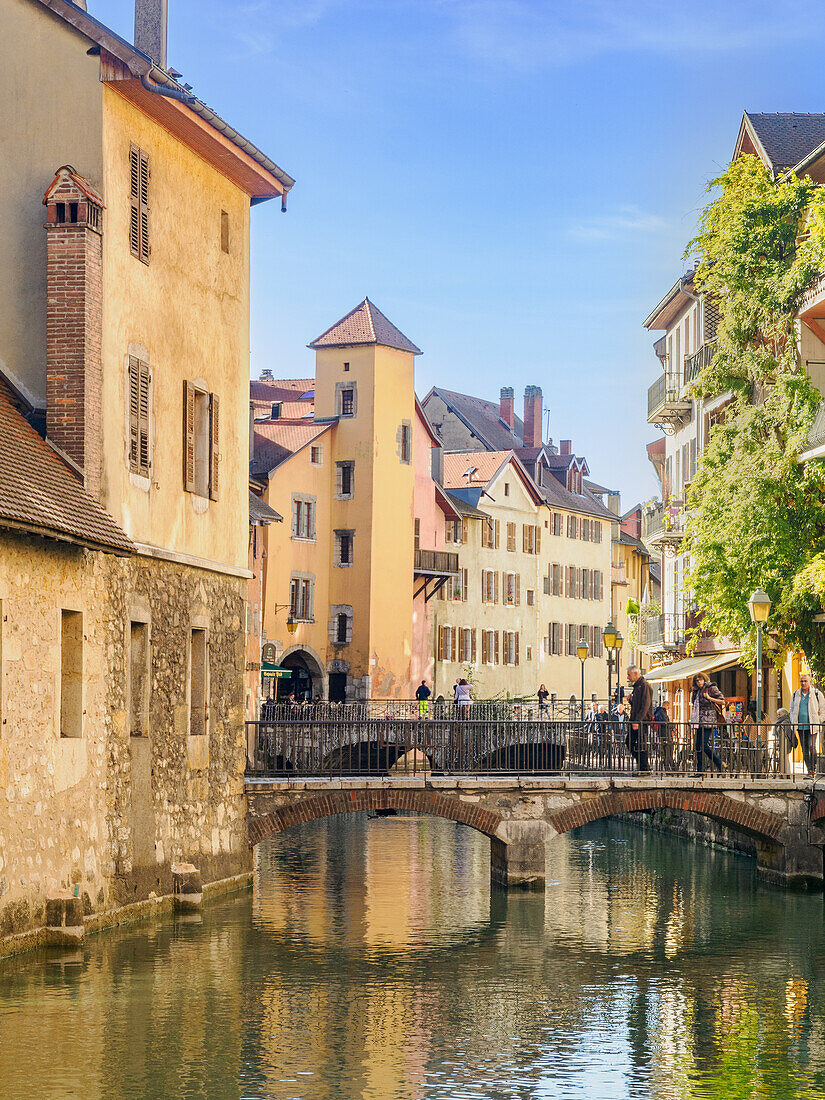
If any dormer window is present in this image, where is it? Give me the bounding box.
[271,402,282,419]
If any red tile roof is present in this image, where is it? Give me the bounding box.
[252,420,334,475]
[442,451,511,490]
[309,299,421,354]
[0,394,132,554]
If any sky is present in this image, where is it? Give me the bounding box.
[102,0,825,503]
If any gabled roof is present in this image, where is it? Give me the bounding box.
[644,270,696,331]
[442,450,544,505]
[445,492,487,519]
[734,112,825,175]
[308,299,421,354]
[540,476,615,522]
[423,387,524,451]
[0,394,132,554]
[251,420,334,476]
[249,491,282,525]
[34,0,293,200]
[43,165,104,207]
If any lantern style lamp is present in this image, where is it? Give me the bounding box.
[286,613,298,635]
[748,588,771,721]
[577,639,589,723]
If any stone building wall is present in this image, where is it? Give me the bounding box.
[0,530,249,945]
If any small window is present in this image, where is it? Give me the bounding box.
[129,621,149,737]
[336,613,349,644]
[504,483,510,497]
[189,628,207,737]
[60,610,83,739]
[526,589,534,607]
[399,422,411,464]
[343,362,350,372]
[129,144,150,264]
[128,355,151,477]
[292,497,316,540]
[220,210,230,254]
[414,518,420,552]
[341,388,355,416]
[271,402,282,420]
[183,381,219,500]
[336,461,354,499]
[310,445,322,466]
[335,530,354,566]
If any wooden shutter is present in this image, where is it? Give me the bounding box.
[138,148,150,262]
[494,572,499,604]
[481,630,488,664]
[209,392,220,500]
[515,574,521,605]
[183,380,196,492]
[494,631,499,664]
[130,145,150,263]
[128,356,151,476]
[535,525,541,554]
[129,357,140,469]
[494,520,500,548]
[437,626,445,661]
[514,633,519,666]
[471,629,477,662]
[462,568,468,601]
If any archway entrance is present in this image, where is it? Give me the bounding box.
[279,648,325,701]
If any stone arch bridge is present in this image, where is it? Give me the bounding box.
[246,776,825,890]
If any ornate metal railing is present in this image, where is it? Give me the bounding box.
[684,342,715,384]
[246,717,801,779]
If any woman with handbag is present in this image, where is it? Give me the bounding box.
[691,673,725,773]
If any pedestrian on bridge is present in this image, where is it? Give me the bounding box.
[690,673,724,773]
[790,673,825,775]
[415,680,431,718]
[627,666,652,772]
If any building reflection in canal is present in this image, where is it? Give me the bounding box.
[2,812,825,1099]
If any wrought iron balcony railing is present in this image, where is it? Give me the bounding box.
[684,342,715,385]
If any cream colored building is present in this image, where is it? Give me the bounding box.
[434,451,612,702]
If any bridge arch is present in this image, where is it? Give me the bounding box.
[548,788,786,847]
[247,788,504,848]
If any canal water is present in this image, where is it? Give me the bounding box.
[2,816,825,1100]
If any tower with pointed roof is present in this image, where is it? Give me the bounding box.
[307,298,421,694]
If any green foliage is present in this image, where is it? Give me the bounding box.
[685,155,825,676]
[625,597,640,616]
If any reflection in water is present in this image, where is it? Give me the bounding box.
[2,814,825,1098]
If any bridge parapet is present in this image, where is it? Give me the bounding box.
[245,776,825,891]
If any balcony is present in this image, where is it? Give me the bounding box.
[684,342,715,385]
[641,500,684,552]
[414,547,459,602]
[611,562,627,586]
[647,370,691,428]
[639,613,687,652]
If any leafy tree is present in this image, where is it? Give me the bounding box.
[685,155,825,676]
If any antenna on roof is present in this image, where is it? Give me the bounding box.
[543,404,551,445]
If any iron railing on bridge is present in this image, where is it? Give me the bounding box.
[246,716,809,780]
[259,698,604,723]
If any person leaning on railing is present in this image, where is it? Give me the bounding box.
[690,673,724,774]
[789,673,825,776]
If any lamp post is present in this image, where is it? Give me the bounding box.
[577,639,590,722]
[748,587,771,721]
[602,621,617,706]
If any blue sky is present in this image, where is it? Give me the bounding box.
[103,0,825,503]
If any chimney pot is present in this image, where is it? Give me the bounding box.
[135,0,168,69]
[499,386,514,430]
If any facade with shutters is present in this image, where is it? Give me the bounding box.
[0,0,293,944]
[433,452,612,702]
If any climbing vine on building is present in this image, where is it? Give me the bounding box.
[685,154,825,676]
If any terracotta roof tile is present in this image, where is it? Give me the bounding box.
[0,394,132,554]
[309,299,421,354]
[442,451,511,490]
[252,420,334,476]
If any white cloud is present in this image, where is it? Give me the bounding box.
[567,205,668,242]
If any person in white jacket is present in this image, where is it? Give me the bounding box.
[789,674,825,775]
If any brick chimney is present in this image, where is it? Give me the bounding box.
[43,166,105,498]
[499,387,514,429]
[560,439,571,455]
[522,385,542,449]
[135,0,168,68]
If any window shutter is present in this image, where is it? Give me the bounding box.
[129,145,140,258]
[494,520,500,548]
[471,629,477,662]
[458,628,465,663]
[515,574,521,605]
[494,572,499,604]
[138,148,150,262]
[535,526,541,554]
[514,633,519,666]
[138,362,151,474]
[209,392,220,500]
[494,631,499,664]
[462,568,468,601]
[129,356,140,470]
[183,380,196,492]
[437,626,445,661]
[481,630,488,664]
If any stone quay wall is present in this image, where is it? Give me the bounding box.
[0,530,250,953]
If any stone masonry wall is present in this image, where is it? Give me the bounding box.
[0,530,249,947]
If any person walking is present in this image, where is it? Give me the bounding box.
[415,679,431,718]
[627,665,653,772]
[772,707,797,775]
[690,673,724,773]
[595,704,609,767]
[537,683,550,716]
[789,673,825,775]
[455,678,472,713]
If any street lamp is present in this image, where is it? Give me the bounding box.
[602,621,617,706]
[577,638,590,722]
[286,612,298,635]
[748,587,771,721]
